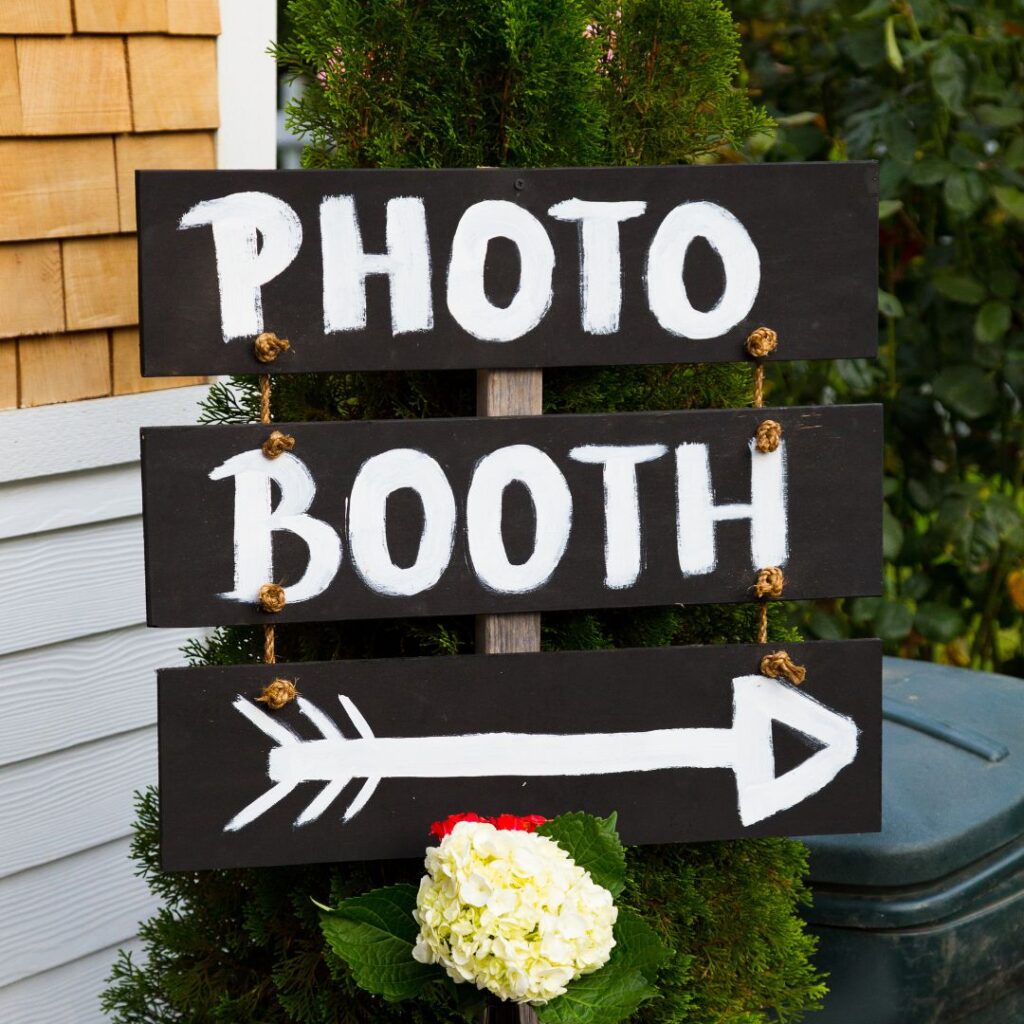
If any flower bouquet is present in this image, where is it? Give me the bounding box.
[318,811,669,1023]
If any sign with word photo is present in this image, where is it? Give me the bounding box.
[137,163,878,375]
[158,640,882,869]
[141,404,882,627]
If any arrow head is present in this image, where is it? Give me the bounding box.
[730,674,859,826]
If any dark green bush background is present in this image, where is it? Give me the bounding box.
[729,0,1024,676]
[103,3,828,1022]
[103,2,1024,1021]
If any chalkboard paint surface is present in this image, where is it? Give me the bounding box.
[138,163,878,375]
[141,404,882,626]
[158,640,882,869]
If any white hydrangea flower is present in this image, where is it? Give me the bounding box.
[412,821,617,1004]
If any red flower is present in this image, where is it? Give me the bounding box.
[491,813,547,833]
[429,812,547,840]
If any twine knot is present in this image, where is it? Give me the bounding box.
[256,678,299,709]
[745,326,778,359]
[262,430,296,459]
[760,650,807,686]
[753,566,785,600]
[258,583,287,614]
[755,419,783,454]
[254,331,291,364]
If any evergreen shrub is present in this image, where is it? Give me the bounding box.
[104,3,826,1020]
[731,0,1024,675]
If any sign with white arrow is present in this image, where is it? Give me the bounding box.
[158,640,881,870]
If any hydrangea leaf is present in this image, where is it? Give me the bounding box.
[538,812,627,896]
[536,909,670,1024]
[319,884,444,1002]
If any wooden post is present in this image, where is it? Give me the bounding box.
[476,366,542,1024]
[474,368,543,654]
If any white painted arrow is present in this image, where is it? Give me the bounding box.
[226,674,859,833]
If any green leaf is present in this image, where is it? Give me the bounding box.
[902,571,931,601]
[874,600,914,641]
[933,271,986,305]
[933,366,998,419]
[807,608,847,641]
[878,288,904,318]
[1006,135,1024,170]
[944,170,987,216]
[853,0,893,21]
[882,504,904,560]
[993,185,1024,220]
[848,596,881,626]
[907,479,934,511]
[882,113,916,166]
[319,885,443,1002]
[989,267,1018,300]
[878,199,903,220]
[884,17,904,73]
[908,157,952,186]
[976,105,1024,129]
[948,141,980,170]
[775,111,821,128]
[539,813,627,897]
[915,603,964,643]
[536,909,669,1024]
[930,49,966,114]
[974,301,1011,344]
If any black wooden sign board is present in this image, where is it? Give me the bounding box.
[141,404,882,627]
[158,640,882,870]
[137,163,878,376]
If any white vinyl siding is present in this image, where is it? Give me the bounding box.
[0,389,208,1018]
[0,2,277,1016]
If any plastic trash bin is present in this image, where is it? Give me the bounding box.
[800,656,1024,1024]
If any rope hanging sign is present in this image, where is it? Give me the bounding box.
[252,340,299,709]
[136,163,883,872]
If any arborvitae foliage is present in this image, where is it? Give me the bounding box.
[278,0,607,168]
[588,0,770,164]
[104,3,822,1021]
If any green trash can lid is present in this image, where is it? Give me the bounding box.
[800,657,1024,888]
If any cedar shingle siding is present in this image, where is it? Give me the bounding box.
[0,0,217,406]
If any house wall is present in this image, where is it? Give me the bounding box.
[0,1,277,1019]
